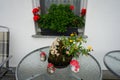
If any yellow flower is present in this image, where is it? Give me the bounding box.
[70,33,74,36]
[87,46,93,51]
[69,40,73,43]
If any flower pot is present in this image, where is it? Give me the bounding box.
[48,53,73,68]
[41,27,78,36]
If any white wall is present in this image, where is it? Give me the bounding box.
[0,0,55,67]
[0,0,120,70]
[85,0,120,69]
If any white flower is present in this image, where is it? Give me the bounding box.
[52,38,59,46]
[56,53,60,56]
[51,50,55,55]
[76,42,80,46]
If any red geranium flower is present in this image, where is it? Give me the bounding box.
[33,15,40,21]
[32,8,39,14]
[81,8,86,16]
[70,5,74,10]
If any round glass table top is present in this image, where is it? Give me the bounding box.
[16,46,102,80]
[104,50,120,77]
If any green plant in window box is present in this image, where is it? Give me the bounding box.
[32,4,86,35]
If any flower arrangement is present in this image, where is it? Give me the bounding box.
[32,4,86,34]
[49,33,92,58]
[39,33,92,73]
[47,33,93,72]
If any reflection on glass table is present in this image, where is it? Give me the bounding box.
[16,46,102,80]
[104,50,120,77]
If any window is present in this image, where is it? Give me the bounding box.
[32,0,87,38]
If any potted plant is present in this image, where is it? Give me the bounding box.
[32,4,86,36]
[48,33,93,68]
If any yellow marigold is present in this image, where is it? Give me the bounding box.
[69,40,73,43]
[70,33,74,36]
[87,46,93,51]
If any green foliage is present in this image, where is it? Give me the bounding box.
[37,4,85,33]
[60,33,90,57]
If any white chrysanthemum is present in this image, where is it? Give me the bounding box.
[56,53,60,56]
[51,50,55,55]
[54,50,58,54]
[52,38,59,46]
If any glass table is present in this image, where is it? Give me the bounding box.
[104,50,120,77]
[16,46,102,80]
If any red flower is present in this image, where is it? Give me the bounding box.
[70,60,79,67]
[47,63,54,68]
[70,5,74,10]
[74,65,80,71]
[33,15,40,21]
[70,60,80,72]
[32,8,39,14]
[81,8,86,16]
[40,52,46,56]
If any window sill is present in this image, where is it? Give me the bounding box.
[32,28,86,38]
[32,32,87,38]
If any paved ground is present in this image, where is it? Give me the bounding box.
[1,70,15,80]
